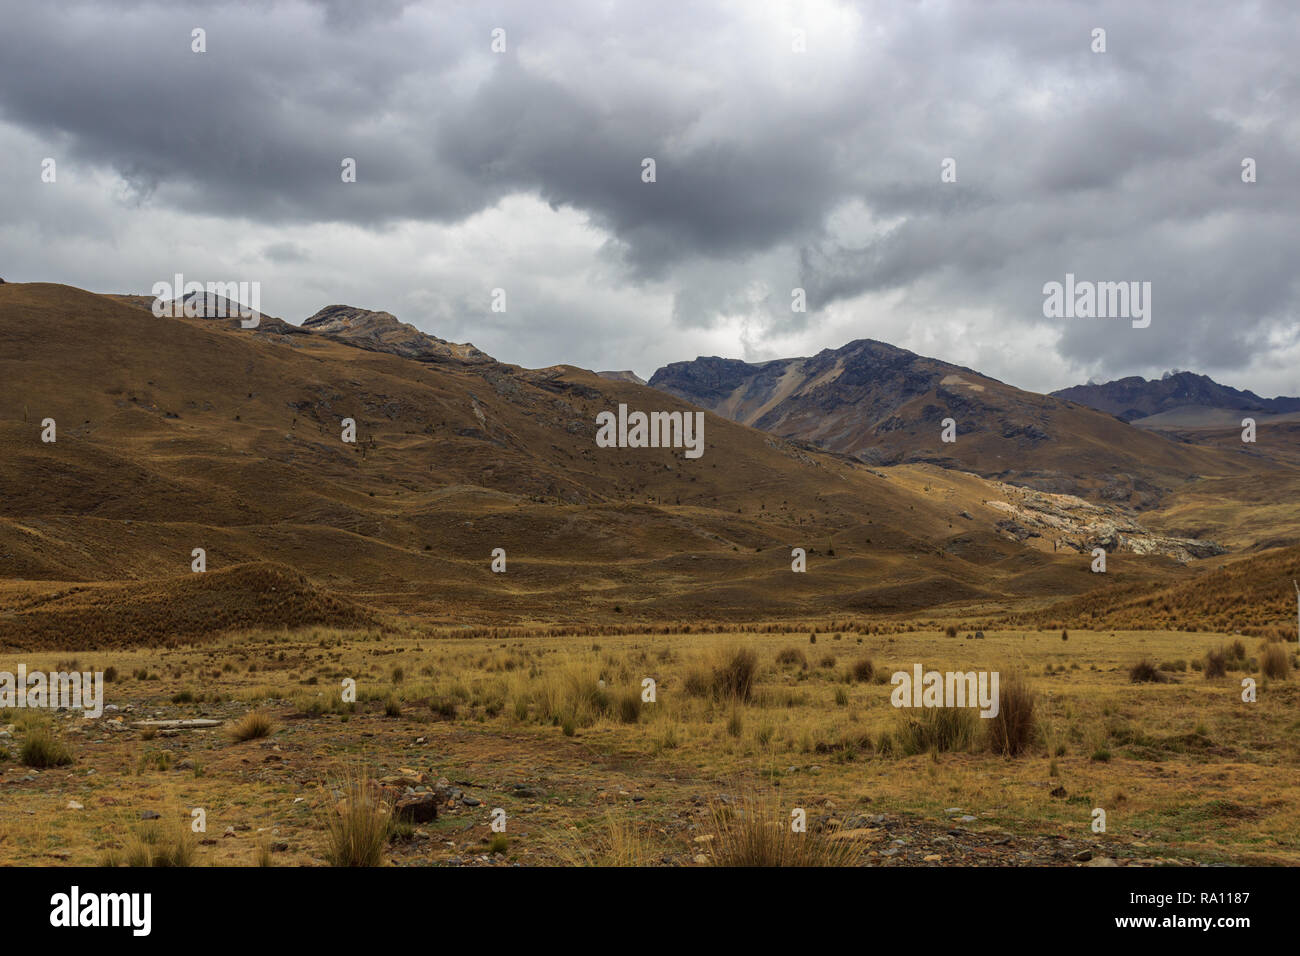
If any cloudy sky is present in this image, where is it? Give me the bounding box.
[2,0,1298,396]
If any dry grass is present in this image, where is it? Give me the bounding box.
[19,724,74,768]
[706,794,861,867]
[322,770,391,867]
[987,672,1036,756]
[893,706,979,756]
[1262,643,1292,680]
[103,817,197,867]
[3,624,1300,866]
[229,709,275,741]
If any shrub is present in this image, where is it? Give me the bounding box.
[850,658,874,683]
[945,625,958,638]
[1061,630,1069,641]
[1203,648,1227,679]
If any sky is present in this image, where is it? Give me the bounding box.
[1,0,1298,397]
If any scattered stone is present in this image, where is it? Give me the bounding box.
[1073,849,1094,862]
[139,810,161,821]
[66,800,83,810]
[131,719,222,731]
[395,792,439,823]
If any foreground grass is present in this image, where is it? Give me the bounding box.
[0,625,1297,865]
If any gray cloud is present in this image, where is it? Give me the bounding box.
[1,0,1298,397]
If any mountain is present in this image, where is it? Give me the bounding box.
[648,340,1266,507]
[597,370,647,386]
[1052,372,1300,424]
[301,305,492,365]
[4,282,1185,646]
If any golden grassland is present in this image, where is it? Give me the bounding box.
[1,624,1297,866]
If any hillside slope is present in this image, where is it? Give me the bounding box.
[0,282,1175,644]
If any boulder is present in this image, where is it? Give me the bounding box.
[394,792,439,823]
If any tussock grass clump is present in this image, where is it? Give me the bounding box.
[103,817,197,867]
[557,813,652,866]
[986,672,1036,757]
[20,725,73,768]
[711,648,759,702]
[530,663,617,727]
[892,706,978,756]
[1128,659,1166,683]
[1261,643,1291,680]
[849,658,874,683]
[616,689,642,724]
[685,647,759,702]
[1203,647,1228,679]
[707,794,861,867]
[323,772,391,867]
[775,647,807,668]
[229,709,275,741]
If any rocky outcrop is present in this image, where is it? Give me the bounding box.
[984,482,1225,562]
[302,305,493,365]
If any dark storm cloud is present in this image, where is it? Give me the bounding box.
[0,0,1297,393]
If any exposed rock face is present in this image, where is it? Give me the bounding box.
[984,481,1226,562]
[1053,372,1300,422]
[302,305,493,365]
[153,291,301,335]
[648,340,1257,505]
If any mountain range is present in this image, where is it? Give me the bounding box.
[1051,372,1300,426]
[3,282,1298,648]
